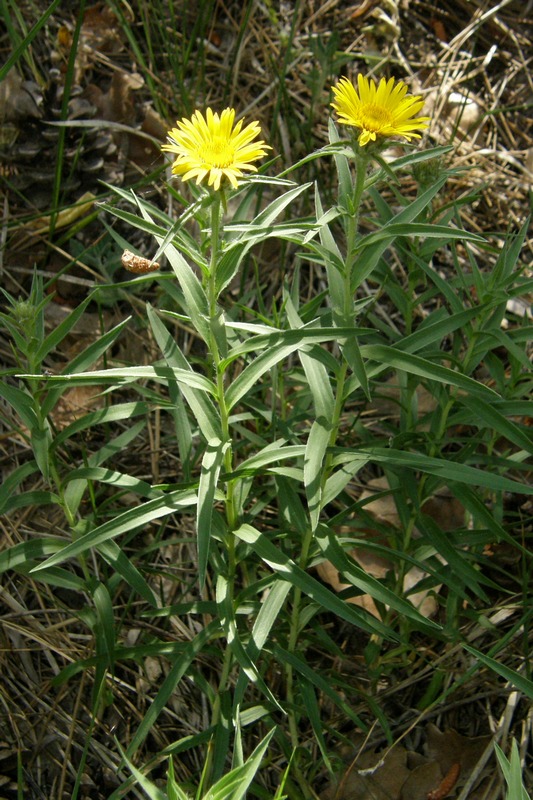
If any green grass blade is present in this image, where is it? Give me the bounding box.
[0,380,38,430]
[233,579,291,709]
[202,728,276,800]
[0,0,63,81]
[225,328,366,411]
[136,202,210,342]
[63,420,147,518]
[0,538,70,574]
[216,574,284,712]
[92,580,116,667]
[299,679,333,771]
[126,618,221,757]
[0,460,39,514]
[35,293,94,363]
[272,644,365,729]
[456,396,532,454]
[115,745,167,800]
[51,401,150,450]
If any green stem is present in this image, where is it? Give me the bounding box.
[285,523,315,797]
[342,151,367,322]
[203,190,242,786]
[327,151,369,467]
[285,153,370,774]
[206,193,237,526]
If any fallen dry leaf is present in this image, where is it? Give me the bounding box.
[323,725,493,800]
[425,723,492,780]
[51,383,104,429]
[323,745,411,800]
[316,476,458,619]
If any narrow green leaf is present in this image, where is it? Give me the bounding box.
[226,329,365,411]
[34,365,217,394]
[0,380,37,430]
[92,581,115,664]
[51,401,149,449]
[235,444,305,476]
[64,420,146,518]
[0,460,39,514]
[335,447,533,495]
[360,222,484,248]
[0,537,69,574]
[304,420,332,531]
[222,326,368,367]
[285,295,335,419]
[0,0,63,81]
[322,458,370,507]
[63,467,163,498]
[251,183,311,228]
[457,396,533,454]
[202,728,276,800]
[167,758,192,800]
[349,178,450,291]
[361,344,499,398]
[197,439,228,587]
[315,524,441,630]
[463,645,533,700]
[126,619,221,757]
[41,318,132,418]
[98,540,157,607]
[35,292,93,362]
[272,644,365,729]
[416,516,493,601]
[234,524,396,638]
[300,680,332,771]
[31,487,198,570]
[116,745,167,800]
[233,579,291,709]
[342,337,370,398]
[136,202,211,342]
[148,304,221,442]
[216,574,284,712]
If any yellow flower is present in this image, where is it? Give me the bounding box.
[331,75,430,147]
[162,107,271,191]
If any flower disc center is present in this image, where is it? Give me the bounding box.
[361,103,393,131]
[202,137,235,169]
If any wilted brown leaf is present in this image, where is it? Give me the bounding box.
[0,69,42,123]
[324,725,493,800]
[316,475,460,619]
[323,745,411,800]
[425,723,491,779]
[52,384,104,428]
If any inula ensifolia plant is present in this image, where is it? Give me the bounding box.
[5,70,531,799]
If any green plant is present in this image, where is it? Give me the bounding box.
[495,739,531,800]
[2,65,532,800]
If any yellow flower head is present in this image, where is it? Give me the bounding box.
[331,75,430,147]
[162,107,271,191]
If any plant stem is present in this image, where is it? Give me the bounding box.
[202,190,242,786]
[327,150,368,462]
[284,153,369,796]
